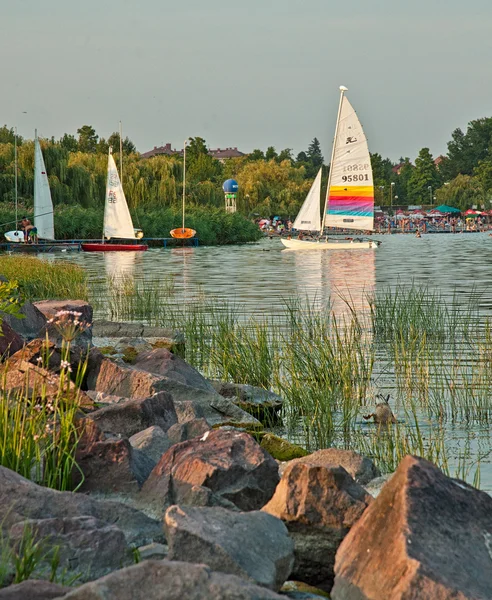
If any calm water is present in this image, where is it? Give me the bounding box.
[46,232,492,488]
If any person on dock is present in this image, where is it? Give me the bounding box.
[20,217,35,243]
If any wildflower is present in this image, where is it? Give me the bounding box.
[36,356,43,363]
[60,360,70,369]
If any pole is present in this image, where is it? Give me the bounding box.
[182,139,187,231]
[14,127,18,229]
[321,86,347,234]
[119,121,123,185]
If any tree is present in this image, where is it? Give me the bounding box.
[186,137,208,161]
[248,149,265,161]
[443,117,492,179]
[473,160,492,208]
[277,148,293,163]
[265,146,277,161]
[59,133,78,152]
[407,148,441,204]
[77,125,98,153]
[0,126,21,144]
[107,132,137,154]
[434,174,481,211]
[296,151,308,163]
[306,137,323,174]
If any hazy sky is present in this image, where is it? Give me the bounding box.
[2,0,491,163]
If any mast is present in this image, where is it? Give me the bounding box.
[14,127,18,228]
[119,121,123,185]
[321,86,347,233]
[182,139,187,231]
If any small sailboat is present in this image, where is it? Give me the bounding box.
[170,139,196,240]
[82,148,148,252]
[281,86,381,250]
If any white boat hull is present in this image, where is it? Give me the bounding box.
[280,237,380,250]
[4,230,24,242]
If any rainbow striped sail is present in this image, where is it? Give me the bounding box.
[324,94,374,232]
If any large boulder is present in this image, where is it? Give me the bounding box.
[57,560,285,599]
[165,505,294,591]
[332,455,492,600]
[0,466,164,547]
[9,515,133,582]
[34,300,93,349]
[86,355,261,429]
[74,420,155,493]
[279,449,380,485]
[85,391,178,438]
[0,321,23,359]
[167,418,210,445]
[262,462,372,592]
[0,580,70,600]
[1,301,46,340]
[140,429,280,515]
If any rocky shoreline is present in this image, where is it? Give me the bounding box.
[0,300,490,599]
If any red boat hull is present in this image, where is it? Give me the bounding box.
[81,243,148,252]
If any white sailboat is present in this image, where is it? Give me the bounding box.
[5,130,55,243]
[281,86,381,250]
[82,147,147,251]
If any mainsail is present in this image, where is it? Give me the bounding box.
[103,150,136,240]
[292,168,322,232]
[34,131,55,240]
[324,95,374,231]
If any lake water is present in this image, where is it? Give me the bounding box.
[47,231,492,488]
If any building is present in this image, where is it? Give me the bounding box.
[141,143,245,161]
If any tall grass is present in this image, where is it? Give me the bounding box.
[0,256,88,301]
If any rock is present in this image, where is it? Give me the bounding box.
[86,355,262,429]
[262,462,372,592]
[332,455,492,600]
[85,391,178,438]
[167,418,210,445]
[165,505,294,591]
[9,515,133,582]
[279,449,380,485]
[74,421,155,493]
[0,580,70,600]
[363,473,392,497]
[140,429,280,514]
[0,466,164,547]
[280,581,331,599]
[260,434,308,461]
[34,300,93,349]
[133,348,217,393]
[136,542,168,561]
[93,320,185,357]
[1,301,46,341]
[211,380,284,424]
[129,426,172,463]
[0,321,23,359]
[56,559,285,599]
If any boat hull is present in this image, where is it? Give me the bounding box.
[81,243,148,252]
[280,237,380,250]
[2,242,81,253]
[170,228,196,239]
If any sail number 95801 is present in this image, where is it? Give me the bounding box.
[342,174,369,182]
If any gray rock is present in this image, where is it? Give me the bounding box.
[136,542,168,561]
[130,426,172,464]
[263,462,372,592]
[140,429,280,515]
[86,391,178,438]
[165,505,294,591]
[0,466,164,547]
[2,301,46,340]
[56,560,285,599]
[0,321,23,359]
[279,448,380,485]
[9,516,132,582]
[167,418,210,445]
[210,380,283,424]
[0,580,70,600]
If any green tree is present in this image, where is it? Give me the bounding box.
[407,148,441,204]
[59,134,78,152]
[186,137,208,161]
[306,137,323,176]
[248,149,265,161]
[442,117,492,179]
[473,160,492,208]
[434,174,481,211]
[106,132,137,154]
[77,125,98,153]
[277,148,293,163]
[265,146,277,161]
[0,126,21,145]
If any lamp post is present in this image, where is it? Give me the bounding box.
[14,127,18,228]
[390,182,395,229]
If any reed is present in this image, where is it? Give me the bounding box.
[0,256,88,301]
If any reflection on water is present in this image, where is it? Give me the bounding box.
[104,251,142,280]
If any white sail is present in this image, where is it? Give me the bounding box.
[103,151,136,239]
[292,168,322,232]
[34,131,55,240]
[324,95,374,231]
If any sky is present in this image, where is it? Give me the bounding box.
[2,0,492,163]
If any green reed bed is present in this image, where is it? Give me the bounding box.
[0,256,88,301]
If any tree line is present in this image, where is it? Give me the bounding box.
[1,116,492,217]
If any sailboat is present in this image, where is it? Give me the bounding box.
[281,86,381,250]
[170,138,196,240]
[82,148,148,252]
[4,131,78,251]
